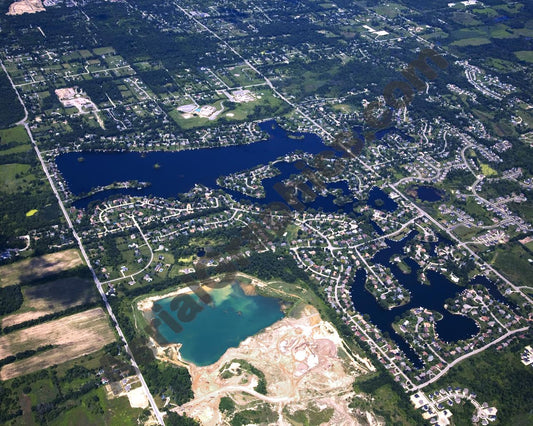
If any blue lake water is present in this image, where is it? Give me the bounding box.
[416,186,444,202]
[350,231,480,368]
[58,121,323,206]
[58,120,359,212]
[56,120,502,368]
[151,282,284,366]
[367,186,398,212]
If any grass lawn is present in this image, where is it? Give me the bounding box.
[0,125,29,145]
[397,259,412,274]
[225,65,265,87]
[93,47,115,56]
[491,243,533,288]
[49,388,142,426]
[451,37,491,46]
[480,163,498,177]
[514,50,533,64]
[464,198,491,225]
[524,241,533,252]
[0,163,33,193]
[453,225,481,241]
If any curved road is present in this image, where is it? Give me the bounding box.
[1,61,165,425]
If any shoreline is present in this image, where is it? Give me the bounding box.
[150,304,322,369]
[136,275,285,368]
[135,275,264,314]
[136,283,217,313]
[48,118,322,158]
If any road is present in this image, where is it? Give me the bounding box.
[390,182,533,306]
[101,214,155,285]
[333,273,417,391]
[174,384,293,412]
[1,60,165,425]
[173,1,333,141]
[413,326,529,391]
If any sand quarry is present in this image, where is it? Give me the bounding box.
[152,304,375,425]
[6,0,44,15]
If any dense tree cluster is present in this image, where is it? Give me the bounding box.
[101,234,124,268]
[240,251,307,283]
[0,284,23,315]
[1,301,99,335]
[166,412,200,426]
[0,69,24,128]
[77,78,124,104]
[143,362,194,406]
[0,344,54,369]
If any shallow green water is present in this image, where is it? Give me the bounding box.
[152,282,284,366]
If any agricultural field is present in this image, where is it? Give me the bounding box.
[2,277,98,328]
[0,307,115,380]
[0,249,84,286]
[0,343,144,425]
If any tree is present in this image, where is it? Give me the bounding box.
[165,412,199,426]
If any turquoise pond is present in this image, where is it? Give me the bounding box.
[151,282,284,366]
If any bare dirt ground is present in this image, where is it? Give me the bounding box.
[0,249,83,287]
[2,277,96,328]
[55,87,105,129]
[160,305,376,425]
[127,386,149,409]
[6,0,44,15]
[105,376,149,409]
[0,307,115,380]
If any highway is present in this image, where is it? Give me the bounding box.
[1,60,165,425]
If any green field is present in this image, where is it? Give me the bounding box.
[453,225,482,241]
[427,337,533,425]
[0,126,29,145]
[0,163,34,193]
[451,37,491,46]
[463,198,491,225]
[514,51,533,64]
[480,163,498,177]
[223,64,266,87]
[523,240,533,252]
[484,57,518,73]
[491,243,533,288]
[93,46,116,56]
[49,387,143,426]
[0,143,32,156]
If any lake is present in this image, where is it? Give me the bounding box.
[150,282,284,366]
[57,120,354,210]
[416,186,444,202]
[350,232,480,368]
[367,186,398,212]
